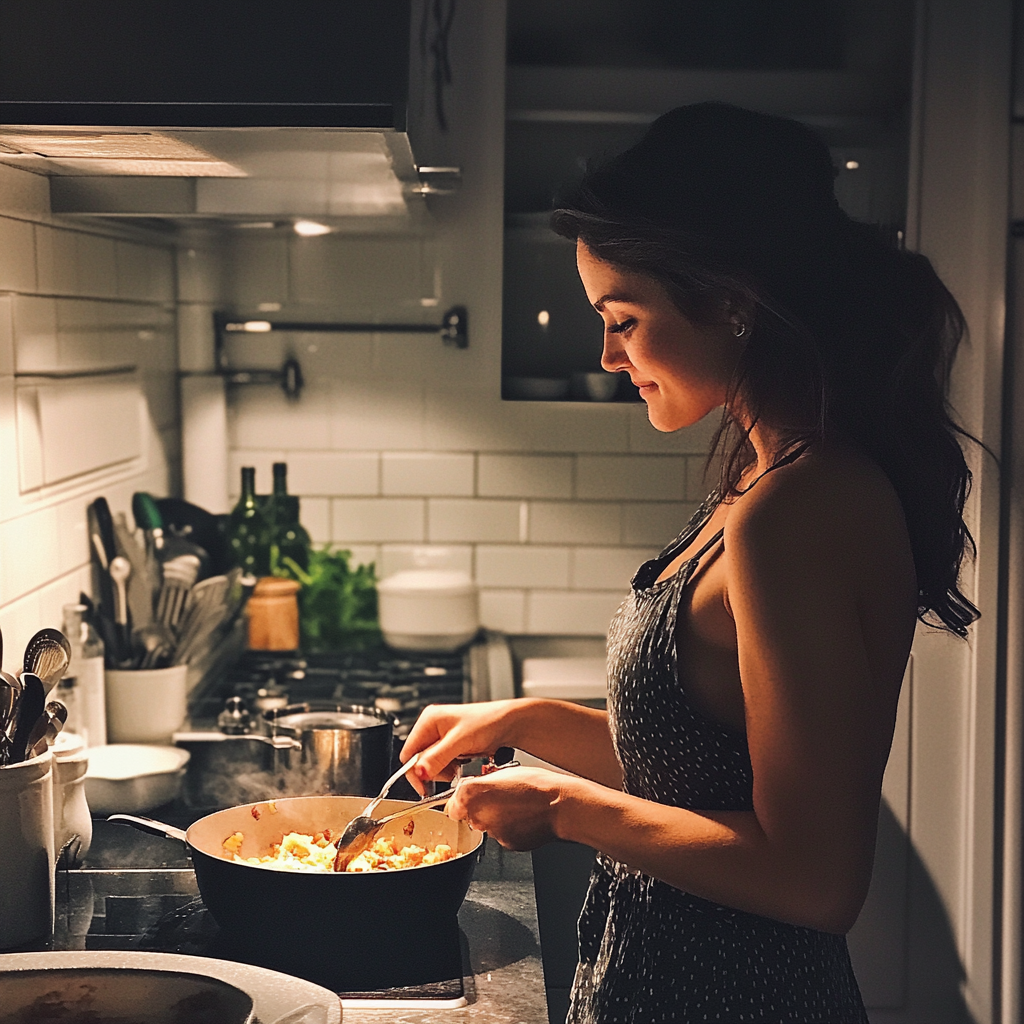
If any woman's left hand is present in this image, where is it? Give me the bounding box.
[444,766,569,850]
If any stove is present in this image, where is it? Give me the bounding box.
[191,646,474,739]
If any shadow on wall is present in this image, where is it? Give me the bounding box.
[852,800,970,1024]
[533,803,970,1024]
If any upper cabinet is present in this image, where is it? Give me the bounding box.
[500,0,917,402]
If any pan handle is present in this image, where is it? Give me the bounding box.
[107,813,188,844]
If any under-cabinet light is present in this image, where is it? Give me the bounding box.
[293,220,332,237]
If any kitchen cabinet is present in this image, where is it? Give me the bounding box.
[500,0,915,402]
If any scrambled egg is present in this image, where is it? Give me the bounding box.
[222,828,456,873]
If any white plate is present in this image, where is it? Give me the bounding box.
[0,951,341,1024]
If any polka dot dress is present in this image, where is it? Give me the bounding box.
[567,482,869,1024]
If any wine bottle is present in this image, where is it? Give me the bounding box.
[270,462,312,572]
[227,466,272,576]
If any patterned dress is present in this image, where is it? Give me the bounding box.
[568,473,869,1024]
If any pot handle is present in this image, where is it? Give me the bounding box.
[107,813,188,844]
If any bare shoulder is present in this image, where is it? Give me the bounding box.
[725,445,912,572]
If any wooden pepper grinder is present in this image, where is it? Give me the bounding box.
[247,577,301,651]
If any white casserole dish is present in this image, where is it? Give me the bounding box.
[84,744,190,814]
[377,569,480,652]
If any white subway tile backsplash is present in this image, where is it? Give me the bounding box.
[572,547,656,590]
[525,590,623,636]
[0,295,13,376]
[13,295,57,372]
[76,233,118,298]
[176,244,225,304]
[0,217,35,292]
[382,452,473,496]
[0,506,59,603]
[479,589,526,633]
[225,236,290,308]
[15,387,42,492]
[622,502,697,546]
[476,545,570,588]
[528,500,620,544]
[329,380,426,451]
[115,241,174,302]
[686,455,717,501]
[0,588,41,659]
[477,454,572,498]
[55,494,90,578]
[576,454,686,501]
[299,496,330,543]
[378,544,473,578]
[287,452,379,496]
[428,499,521,543]
[230,384,332,450]
[332,498,424,543]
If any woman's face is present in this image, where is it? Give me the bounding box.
[576,241,740,432]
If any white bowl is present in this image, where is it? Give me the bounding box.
[378,570,480,652]
[84,744,190,815]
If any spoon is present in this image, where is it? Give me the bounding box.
[8,672,45,764]
[29,700,68,759]
[332,756,520,871]
[332,754,421,859]
[23,628,71,696]
[0,672,21,765]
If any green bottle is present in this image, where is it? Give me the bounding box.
[228,466,271,576]
[270,462,311,572]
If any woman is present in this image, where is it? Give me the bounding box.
[402,103,979,1023]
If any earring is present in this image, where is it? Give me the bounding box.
[731,319,747,339]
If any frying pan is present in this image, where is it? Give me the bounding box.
[110,793,484,989]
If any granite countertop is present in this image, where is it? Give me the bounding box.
[43,820,549,1024]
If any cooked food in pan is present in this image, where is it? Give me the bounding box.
[222,828,457,873]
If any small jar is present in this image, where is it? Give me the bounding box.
[247,576,301,651]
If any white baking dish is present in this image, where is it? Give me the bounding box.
[377,569,479,652]
[84,744,191,815]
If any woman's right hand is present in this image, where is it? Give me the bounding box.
[400,699,524,793]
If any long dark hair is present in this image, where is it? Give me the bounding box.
[551,103,979,638]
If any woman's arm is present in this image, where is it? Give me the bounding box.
[449,466,915,934]
[402,696,623,790]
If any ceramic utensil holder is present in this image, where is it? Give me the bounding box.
[54,746,92,863]
[0,749,55,949]
[105,665,188,743]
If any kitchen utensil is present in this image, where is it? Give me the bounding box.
[0,966,254,1023]
[332,756,519,870]
[331,751,421,857]
[0,748,55,948]
[29,700,68,759]
[132,620,175,669]
[108,792,483,990]
[8,672,44,764]
[263,702,395,797]
[156,553,201,628]
[109,555,133,659]
[0,672,21,765]
[105,665,188,744]
[377,569,480,652]
[23,627,71,696]
[155,496,230,575]
[170,573,230,665]
[85,743,190,814]
[0,952,342,1024]
[333,783,460,871]
[114,511,157,631]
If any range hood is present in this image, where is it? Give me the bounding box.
[0,0,458,220]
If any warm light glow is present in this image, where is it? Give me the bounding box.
[293,220,332,237]
[845,160,860,170]
[243,321,273,333]
[537,310,550,327]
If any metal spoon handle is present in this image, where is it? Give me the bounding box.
[374,759,521,826]
[361,752,420,821]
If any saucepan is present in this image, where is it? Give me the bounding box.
[109,793,484,989]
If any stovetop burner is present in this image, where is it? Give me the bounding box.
[134,896,466,1001]
[191,647,471,738]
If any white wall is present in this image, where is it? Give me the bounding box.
[221,0,718,637]
[0,162,178,660]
